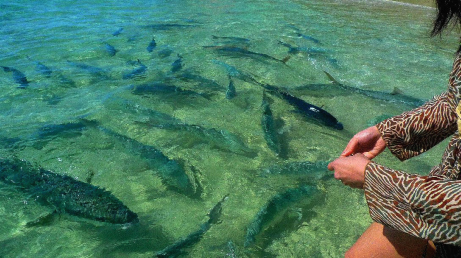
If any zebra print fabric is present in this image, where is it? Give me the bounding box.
[363,54,461,246]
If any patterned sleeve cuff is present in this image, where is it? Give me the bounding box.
[364,161,461,244]
[375,92,457,161]
[364,162,411,223]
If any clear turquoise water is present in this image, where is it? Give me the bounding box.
[0,0,458,257]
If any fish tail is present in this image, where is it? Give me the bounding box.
[323,71,340,84]
[281,55,291,64]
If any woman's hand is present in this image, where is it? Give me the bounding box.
[341,126,386,159]
[327,154,371,189]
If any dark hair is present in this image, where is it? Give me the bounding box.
[431,0,461,37]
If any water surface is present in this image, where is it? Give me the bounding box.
[0,0,458,257]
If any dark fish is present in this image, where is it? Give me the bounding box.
[286,24,321,44]
[324,71,426,107]
[27,57,52,78]
[261,91,281,156]
[112,27,123,36]
[170,69,224,92]
[211,35,251,48]
[212,60,260,84]
[29,120,96,149]
[143,23,197,31]
[0,135,22,150]
[225,75,236,99]
[278,41,304,55]
[123,59,147,80]
[244,185,319,247]
[67,60,110,80]
[132,82,212,99]
[25,211,58,227]
[211,35,250,44]
[171,54,183,73]
[56,73,76,87]
[203,46,290,64]
[156,195,228,257]
[147,37,157,52]
[279,41,338,67]
[104,43,118,56]
[138,121,256,158]
[297,33,321,44]
[105,97,254,157]
[97,126,199,197]
[1,66,29,88]
[212,61,343,130]
[263,84,343,130]
[103,97,181,125]
[158,48,173,58]
[0,158,138,224]
[35,62,52,77]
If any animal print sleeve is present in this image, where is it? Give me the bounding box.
[376,55,461,161]
[364,161,461,245]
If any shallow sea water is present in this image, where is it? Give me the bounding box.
[0,0,459,257]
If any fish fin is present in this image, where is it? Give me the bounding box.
[390,87,404,95]
[25,210,59,228]
[281,55,291,64]
[323,71,340,84]
[86,169,95,184]
[1,66,11,72]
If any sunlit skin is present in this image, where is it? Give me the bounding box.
[327,126,437,257]
[327,126,385,189]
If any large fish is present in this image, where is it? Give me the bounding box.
[139,122,257,158]
[131,82,212,100]
[212,60,260,85]
[67,60,110,80]
[278,41,338,67]
[143,23,198,31]
[29,119,98,149]
[170,69,224,92]
[156,195,228,257]
[103,97,255,157]
[211,35,251,49]
[0,158,138,224]
[261,91,281,156]
[262,84,343,130]
[323,71,426,107]
[286,24,321,44]
[203,46,290,64]
[1,66,29,88]
[212,61,343,129]
[97,126,200,198]
[244,185,321,248]
[123,60,147,80]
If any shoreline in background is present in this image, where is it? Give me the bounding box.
[389,0,435,8]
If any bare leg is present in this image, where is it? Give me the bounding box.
[345,222,436,258]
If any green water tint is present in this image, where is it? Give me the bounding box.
[0,158,138,224]
[0,0,458,256]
